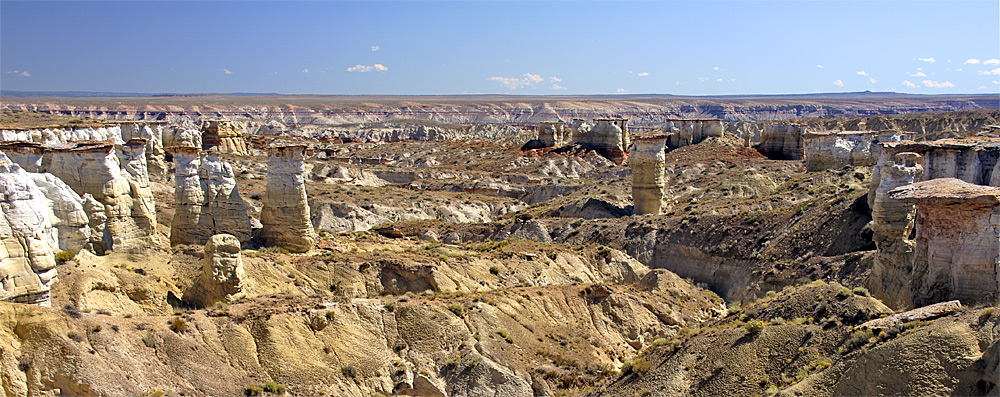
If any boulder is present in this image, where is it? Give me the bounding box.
[186,234,245,306]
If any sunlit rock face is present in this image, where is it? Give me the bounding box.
[185,233,245,306]
[0,152,57,306]
[43,141,157,252]
[889,178,1000,307]
[260,145,317,253]
[201,120,249,155]
[630,134,668,215]
[537,121,566,148]
[664,119,724,149]
[28,172,90,253]
[0,125,123,145]
[169,147,252,247]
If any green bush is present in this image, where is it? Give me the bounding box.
[169,317,188,333]
[262,381,286,394]
[852,286,870,297]
[843,329,874,351]
[341,364,358,378]
[55,250,76,264]
[448,303,464,317]
[837,287,852,298]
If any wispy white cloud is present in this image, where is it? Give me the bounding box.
[917,57,935,62]
[551,84,567,90]
[698,77,709,82]
[223,68,232,74]
[856,71,868,76]
[716,78,723,82]
[869,77,877,84]
[985,59,1000,65]
[956,69,963,72]
[922,80,954,88]
[617,88,627,93]
[816,65,824,68]
[713,67,719,71]
[302,68,309,73]
[487,72,544,89]
[5,70,30,77]
[347,64,388,72]
[979,68,1000,76]
[637,72,649,77]
[902,80,917,88]
[965,58,981,65]
[910,71,927,77]
[833,80,844,87]
[371,45,379,52]
[993,80,1000,85]
[550,76,562,82]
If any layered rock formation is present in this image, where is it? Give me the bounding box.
[537,121,565,147]
[44,141,157,252]
[0,152,57,306]
[185,233,245,306]
[869,152,923,309]
[0,125,123,145]
[0,141,44,172]
[28,172,90,252]
[163,127,202,149]
[664,118,724,149]
[571,118,629,164]
[169,147,252,246]
[889,178,1000,307]
[260,145,317,252]
[630,134,668,215]
[115,121,169,181]
[802,131,878,171]
[201,120,249,154]
[757,123,805,160]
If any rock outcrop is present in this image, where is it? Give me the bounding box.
[163,127,202,149]
[0,152,57,306]
[869,152,923,309]
[571,118,629,164]
[889,178,1000,307]
[803,130,911,172]
[43,141,157,252]
[185,233,245,306]
[170,147,252,246]
[201,120,249,154]
[757,123,805,160]
[630,134,668,215]
[537,121,565,147]
[260,145,317,252]
[1,125,123,145]
[115,121,169,181]
[28,172,90,252]
[0,142,44,172]
[664,118,724,149]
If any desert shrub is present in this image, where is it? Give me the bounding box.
[843,329,874,351]
[489,266,500,275]
[385,302,396,312]
[496,329,513,343]
[325,311,336,321]
[169,317,188,333]
[18,355,30,371]
[621,357,652,376]
[55,250,76,264]
[745,319,765,335]
[262,381,286,394]
[67,331,83,342]
[852,286,870,297]
[244,384,263,396]
[341,364,358,378]
[837,287,852,298]
[142,335,156,348]
[448,303,464,317]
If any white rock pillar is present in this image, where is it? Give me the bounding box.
[630,134,668,215]
[260,145,317,252]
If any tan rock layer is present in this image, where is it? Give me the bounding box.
[260,146,317,252]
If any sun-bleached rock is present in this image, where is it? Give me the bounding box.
[758,123,805,160]
[169,147,252,246]
[0,142,44,172]
[115,121,169,181]
[571,118,629,164]
[185,233,245,306]
[260,145,317,252]
[0,152,57,306]
[889,178,1000,306]
[630,134,668,215]
[27,172,90,252]
[664,119,724,149]
[1,125,123,145]
[537,121,565,148]
[43,141,157,252]
[163,128,202,150]
[81,194,107,254]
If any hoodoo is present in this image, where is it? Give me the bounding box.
[169,146,252,246]
[664,118,724,149]
[758,123,806,160]
[260,144,317,252]
[889,178,1000,307]
[630,134,668,215]
[869,152,924,309]
[537,121,566,148]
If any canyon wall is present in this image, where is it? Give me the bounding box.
[0,152,57,306]
[664,119,724,149]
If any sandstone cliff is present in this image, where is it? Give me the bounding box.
[664,119,724,149]
[170,147,252,246]
[27,172,90,253]
[630,134,668,215]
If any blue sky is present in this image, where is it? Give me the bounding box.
[1,1,998,95]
